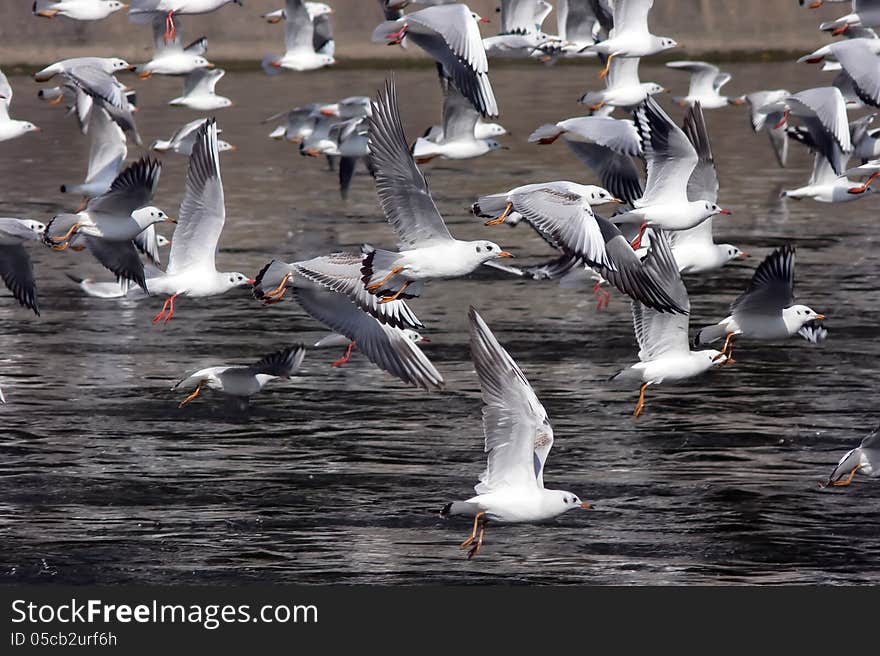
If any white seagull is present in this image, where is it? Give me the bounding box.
[744,89,790,167]
[0,218,46,316]
[694,245,827,361]
[169,68,231,111]
[612,231,730,418]
[440,307,591,559]
[133,15,212,78]
[359,79,514,306]
[578,55,665,113]
[666,60,744,109]
[261,0,336,73]
[821,426,880,487]
[33,0,128,20]
[128,0,243,43]
[173,345,306,407]
[614,97,731,249]
[372,3,498,117]
[151,117,235,155]
[584,0,677,78]
[0,69,40,143]
[148,119,254,324]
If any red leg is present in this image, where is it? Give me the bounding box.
[164,10,176,44]
[152,292,179,325]
[630,223,647,250]
[332,342,356,367]
[593,282,611,311]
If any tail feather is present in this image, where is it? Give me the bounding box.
[411,136,441,161]
[694,322,728,347]
[528,123,564,144]
[440,501,479,518]
[360,245,412,297]
[253,260,294,301]
[472,192,510,218]
[43,213,81,245]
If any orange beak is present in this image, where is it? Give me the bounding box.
[738,251,749,259]
[815,313,826,320]
[497,251,514,258]
[479,17,490,23]
[580,502,592,509]
[246,278,256,284]
[164,217,177,224]
[320,108,338,116]
[718,208,732,215]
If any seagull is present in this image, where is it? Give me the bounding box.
[611,231,729,417]
[44,158,174,292]
[821,426,880,487]
[743,89,790,167]
[529,115,644,204]
[440,307,591,559]
[33,0,128,20]
[781,150,870,202]
[329,117,372,199]
[664,101,747,273]
[169,68,231,111]
[474,182,689,313]
[37,81,137,136]
[694,245,827,361]
[820,38,880,108]
[133,15,212,78]
[359,79,513,306]
[262,1,332,23]
[665,61,744,109]
[128,0,243,43]
[261,0,336,73]
[252,256,443,390]
[552,0,602,57]
[482,0,560,59]
[151,117,235,155]
[797,36,880,70]
[60,106,126,200]
[584,0,677,78]
[372,3,499,117]
[760,87,853,175]
[0,69,40,143]
[263,103,327,142]
[34,57,141,144]
[819,1,880,35]
[148,119,254,324]
[578,55,665,113]
[314,327,427,367]
[0,218,46,316]
[422,67,507,140]
[172,345,306,407]
[613,97,731,249]
[411,70,507,163]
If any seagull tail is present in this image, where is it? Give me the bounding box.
[360,246,411,297]
[694,323,727,347]
[440,501,477,518]
[252,260,294,301]
[471,192,510,219]
[43,213,80,246]
[411,137,441,161]
[528,123,564,144]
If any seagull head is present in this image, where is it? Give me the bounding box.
[720,245,749,263]
[109,58,132,73]
[549,490,592,513]
[657,37,678,51]
[104,2,128,13]
[783,305,826,332]
[473,241,513,262]
[485,139,509,152]
[225,272,257,288]
[132,206,176,229]
[581,185,620,206]
[21,122,41,134]
[25,220,46,236]
[643,82,666,97]
[402,329,429,344]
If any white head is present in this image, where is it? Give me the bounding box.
[131,206,175,229]
[694,200,731,219]
[655,36,678,52]
[782,305,826,332]
[156,234,171,248]
[213,97,233,108]
[401,329,429,344]
[108,58,132,73]
[19,122,41,134]
[547,489,591,514]
[642,82,666,97]
[319,55,336,68]
[193,57,211,68]
[480,122,507,137]
[307,2,333,18]
[217,140,236,152]
[223,272,255,289]
[472,241,513,263]
[717,244,748,264]
[484,139,507,153]
[471,12,490,24]
[580,185,620,206]
[101,1,127,12]
[24,220,46,235]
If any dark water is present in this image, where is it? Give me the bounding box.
[1,62,879,585]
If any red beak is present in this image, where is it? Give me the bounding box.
[246,278,256,284]
[718,208,732,215]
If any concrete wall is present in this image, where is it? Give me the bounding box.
[0,1,838,64]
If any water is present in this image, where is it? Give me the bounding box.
[1,62,879,585]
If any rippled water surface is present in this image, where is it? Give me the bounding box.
[1,62,879,585]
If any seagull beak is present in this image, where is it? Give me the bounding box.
[497,251,514,258]
[128,64,137,71]
[320,108,338,116]
[814,313,826,320]
[164,217,177,224]
[419,336,431,343]
[246,278,256,284]
[479,17,491,23]
[738,251,749,259]
[580,502,592,509]
[611,197,624,203]
[718,208,732,215]
[729,96,746,106]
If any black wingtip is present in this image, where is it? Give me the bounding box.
[252,260,275,300]
[440,502,453,518]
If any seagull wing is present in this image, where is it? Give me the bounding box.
[469,307,554,493]
[441,76,480,142]
[86,157,161,218]
[369,78,453,248]
[832,39,880,107]
[731,244,796,320]
[612,0,653,37]
[83,107,127,191]
[0,244,38,315]
[666,61,720,98]
[682,102,719,203]
[166,119,224,275]
[284,0,315,52]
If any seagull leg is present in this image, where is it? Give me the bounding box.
[164,11,177,44]
[848,171,880,194]
[589,101,605,113]
[633,383,649,418]
[47,94,64,105]
[467,518,488,560]
[630,223,648,250]
[75,197,89,213]
[178,383,202,408]
[261,273,291,304]
[46,222,82,249]
[152,293,179,325]
[36,9,60,18]
[386,24,408,45]
[831,464,863,487]
[808,1,823,7]
[332,342,356,367]
[459,511,486,550]
[379,281,412,304]
[366,265,405,291]
[598,53,614,79]
[593,282,611,311]
[831,24,850,36]
[714,333,737,362]
[484,202,514,226]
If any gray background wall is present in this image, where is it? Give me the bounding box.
[0,1,839,64]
